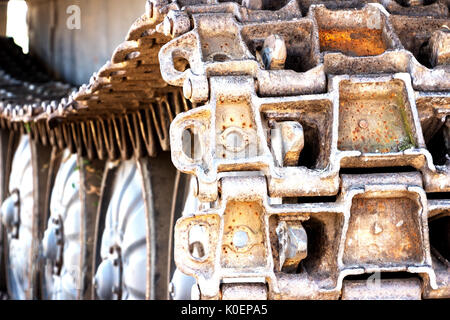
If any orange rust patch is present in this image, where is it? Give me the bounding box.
[221,201,266,269]
[319,28,386,56]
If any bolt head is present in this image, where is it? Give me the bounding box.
[262,34,287,70]
[359,119,368,129]
[233,230,249,249]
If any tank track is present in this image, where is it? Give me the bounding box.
[161,0,450,299]
[0,0,449,300]
[1,2,193,161]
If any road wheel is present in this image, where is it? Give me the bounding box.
[42,150,105,299]
[1,134,52,299]
[93,152,176,300]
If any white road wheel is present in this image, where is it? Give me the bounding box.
[95,160,147,300]
[42,150,81,299]
[93,153,177,300]
[2,135,34,299]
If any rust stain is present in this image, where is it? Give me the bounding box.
[344,197,423,265]
[319,28,386,56]
[338,81,415,153]
[221,201,266,269]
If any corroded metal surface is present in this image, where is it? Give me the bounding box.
[165,0,450,300]
[0,0,449,300]
[174,173,447,299]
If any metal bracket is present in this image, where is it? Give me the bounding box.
[174,172,444,299]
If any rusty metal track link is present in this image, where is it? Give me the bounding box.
[162,0,450,299]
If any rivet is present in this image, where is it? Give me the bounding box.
[359,119,368,129]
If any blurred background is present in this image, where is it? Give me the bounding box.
[0,0,146,85]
